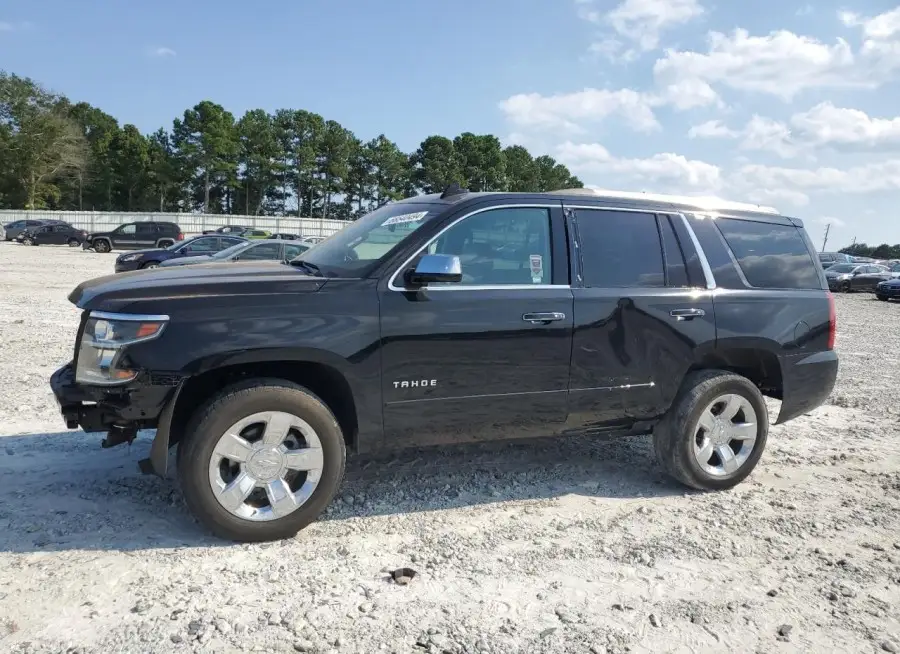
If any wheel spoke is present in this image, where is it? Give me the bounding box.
[283,447,324,472]
[261,412,293,445]
[696,439,714,464]
[266,479,299,518]
[697,410,716,433]
[716,444,739,474]
[726,422,756,442]
[215,471,257,511]
[213,432,253,462]
[720,395,744,420]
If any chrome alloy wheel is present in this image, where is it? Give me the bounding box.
[208,411,324,521]
[692,394,758,477]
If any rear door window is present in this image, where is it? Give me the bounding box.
[574,210,664,287]
[715,219,821,290]
[240,243,281,260]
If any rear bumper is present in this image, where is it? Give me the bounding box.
[775,350,839,424]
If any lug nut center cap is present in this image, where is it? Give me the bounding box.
[247,447,284,481]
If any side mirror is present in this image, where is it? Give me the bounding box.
[405,254,462,286]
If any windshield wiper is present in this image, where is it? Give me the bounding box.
[290,259,324,276]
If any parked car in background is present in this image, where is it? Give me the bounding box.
[825,263,892,292]
[5,219,72,241]
[0,223,6,241]
[876,278,900,301]
[114,235,247,272]
[818,251,854,268]
[243,229,271,239]
[890,262,900,278]
[301,235,327,244]
[158,238,310,267]
[202,225,250,236]
[269,233,301,240]
[16,223,87,247]
[84,221,184,253]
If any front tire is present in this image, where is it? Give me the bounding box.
[841,281,851,293]
[142,261,160,269]
[654,370,768,491]
[22,237,34,246]
[877,295,888,301]
[67,238,80,247]
[93,239,110,253]
[177,379,346,542]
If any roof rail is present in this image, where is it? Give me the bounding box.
[547,188,780,215]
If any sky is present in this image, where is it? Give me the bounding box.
[2,0,900,248]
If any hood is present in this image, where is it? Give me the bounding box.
[68,261,325,311]
[116,247,168,259]
[159,254,212,267]
[880,277,900,286]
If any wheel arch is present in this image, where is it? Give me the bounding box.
[153,356,360,477]
[688,346,784,400]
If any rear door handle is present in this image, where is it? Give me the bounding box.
[670,308,706,321]
[522,312,566,324]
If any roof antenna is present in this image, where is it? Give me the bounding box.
[440,183,467,199]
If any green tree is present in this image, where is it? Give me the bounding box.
[146,128,179,211]
[0,72,87,209]
[534,155,583,191]
[172,101,238,213]
[342,137,373,218]
[453,133,505,192]
[67,102,120,209]
[502,145,538,192]
[111,124,150,210]
[410,135,463,194]
[317,120,352,218]
[236,109,283,215]
[366,134,408,207]
[275,109,324,216]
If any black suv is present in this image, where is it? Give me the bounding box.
[16,222,87,246]
[84,221,184,253]
[50,187,838,542]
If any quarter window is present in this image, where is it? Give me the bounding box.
[575,210,664,287]
[425,207,552,285]
[716,219,821,290]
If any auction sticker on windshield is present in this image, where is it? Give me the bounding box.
[381,211,428,227]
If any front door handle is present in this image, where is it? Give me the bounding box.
[670,308,706,321]
[522,312,566,324]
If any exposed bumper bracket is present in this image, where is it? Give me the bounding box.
[139,381,183,477]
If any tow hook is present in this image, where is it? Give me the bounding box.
[102,425,137,449]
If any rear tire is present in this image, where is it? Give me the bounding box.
[653,369,768,491]
[93,239,110,253]
[177,379,346,542]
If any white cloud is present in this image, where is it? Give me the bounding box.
[692,103,900,157]
[796,4,814,16]
[839,6,900,40]
[148,46,176,58]
[653,28,900,101]
[579,0,704,60]
[556,141,722,190]
[499,88,661,134]
[0,20,31,31]
[0,22,12,31]
[688,119,738,139]
[736,160,900,194]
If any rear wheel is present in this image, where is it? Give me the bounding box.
[654,370,768,491]
[93,239,110,253]
[177,379,346,542]
[67,238,80,247]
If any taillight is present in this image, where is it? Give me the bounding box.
[827,292,836,350]
[177,232,184,241]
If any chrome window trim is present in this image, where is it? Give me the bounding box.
[387,203,561,292]
[675,213,717,290]
[90,310,170,322]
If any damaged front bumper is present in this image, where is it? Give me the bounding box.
[50,362,183,476]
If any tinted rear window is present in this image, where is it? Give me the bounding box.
[716,219,821,290]
[575,210,664,287]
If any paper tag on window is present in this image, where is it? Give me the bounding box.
[529,254,543,283]
[381,211,428,227]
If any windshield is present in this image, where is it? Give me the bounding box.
[295,202,437,276]
[829,264,856,273]
[212,242,254,259]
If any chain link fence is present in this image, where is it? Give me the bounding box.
[0,210,349,238]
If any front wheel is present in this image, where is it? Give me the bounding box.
[841,281,851,293]
[654,370,768,491]
[93,239,110,253]
[142,261,160,269]
[22,237,34,246]
[67,238,80,247]
[177,379,346,542]
[877,294,889,301]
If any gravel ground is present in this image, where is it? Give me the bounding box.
[0,242,899,654]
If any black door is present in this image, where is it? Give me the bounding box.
[565,208,717,430]
[853,265,891,290]
[110,224,138,249]
[379,204,574,448]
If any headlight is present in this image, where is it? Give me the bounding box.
[75,312,169,385]
[120,253,142,262]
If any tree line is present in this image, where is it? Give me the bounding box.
[838,243,900,260]
[0,71,583,219]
